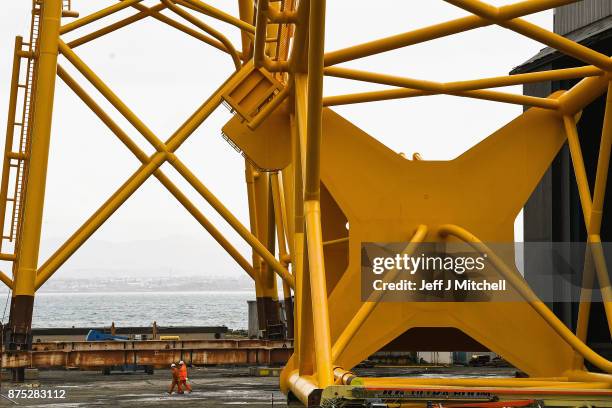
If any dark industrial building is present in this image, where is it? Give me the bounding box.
[513,0,612,364]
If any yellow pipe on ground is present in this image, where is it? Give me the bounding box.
[351,377,612,389]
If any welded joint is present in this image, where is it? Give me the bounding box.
[323,66,578,102]
[268,8,298,24]
[16,50,36,59]
[164,152,178,165]
[256,0,297,22]
[62,10,80,18]
[445,0,578,24]
[445,0,501,22]
[161,0,242,69]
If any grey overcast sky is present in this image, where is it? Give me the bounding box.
[0,1,551,279]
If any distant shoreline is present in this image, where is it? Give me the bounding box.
[33,290,256,295]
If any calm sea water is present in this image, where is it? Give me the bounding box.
[0,291,255,329]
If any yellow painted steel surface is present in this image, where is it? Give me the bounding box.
[1,0,612,405]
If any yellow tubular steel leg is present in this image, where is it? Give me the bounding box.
[303,0,333,388]
[13,0,62,298]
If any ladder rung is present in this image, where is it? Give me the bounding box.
[0,253,16,261]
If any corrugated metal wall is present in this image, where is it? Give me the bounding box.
[554,0,612,34]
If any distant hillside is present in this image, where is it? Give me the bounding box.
[36,234,254,279]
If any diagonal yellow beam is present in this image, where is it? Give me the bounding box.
[323,65,606,108]
[35,153,167,290]
[332,225,428,363]
[55,45,289,288]
[563,113,612,339]
[56,66,256,282]
[439,224,612,373]
[564,116,593,218]
[177,0,255,34]
[35,62,251,291]
[590,82,612,233]
[324,65,604,93]
[59,41,168,151]
[60,0,145,34]
[323,0,580,66]
[323,87,560,109]
[444,0,612,71]
[130,3,238,56]
[0,270,13,289]
[160,0,241,69]
[167,156,295,288]
[67,4,166,48]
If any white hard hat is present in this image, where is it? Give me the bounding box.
[171,363,176,367]
[179,360,184,365]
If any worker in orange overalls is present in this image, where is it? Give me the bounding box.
[168,363,182,394]
[178,360,192,393]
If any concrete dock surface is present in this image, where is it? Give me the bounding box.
[0,366,518,407]
[0,367,287,407]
